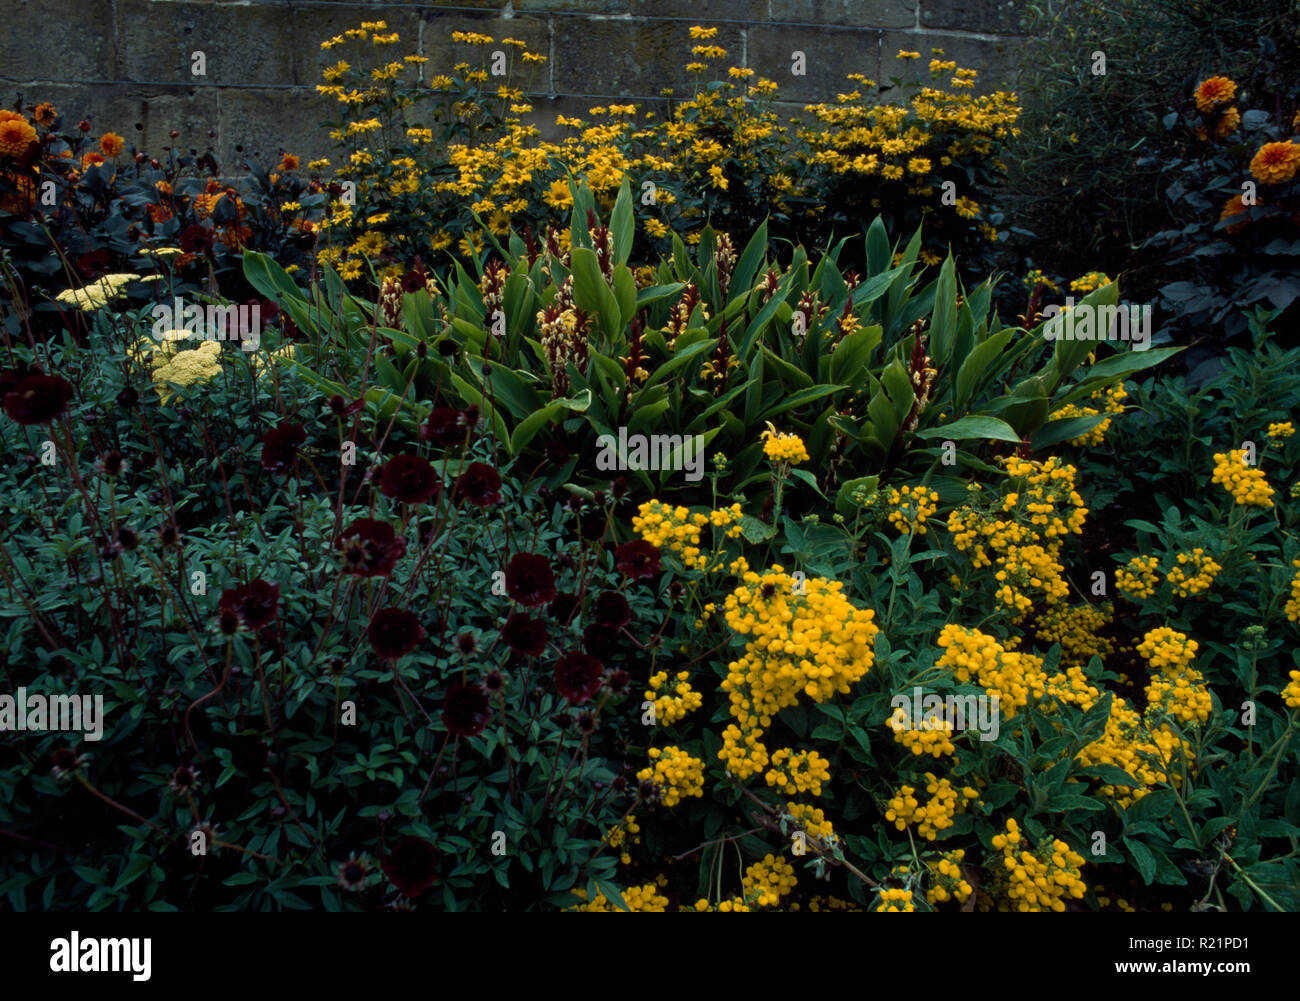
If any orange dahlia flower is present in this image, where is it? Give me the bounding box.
[1250,141,1300,185]
[1194,76,1236,113]
[100,132,125,157]
[0,118,38,158]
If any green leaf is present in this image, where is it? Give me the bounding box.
[243,250,306,307]
[929,255,957,365]
[569,247,621,338]
[1125,837,1157,885]
[611,176,634,268]
[914,415,1021,443]
[954,327,1016,413]
[835,475,879,516]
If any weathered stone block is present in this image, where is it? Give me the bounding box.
[553,20,746,99]
[768,0,917,30]
[0,0,116,82]
[747,25,881,103]
[920,0,1024,34]
[520,0,631,13]
[628,0,767,19]
[216,87,335,170]
[115,0,296,87]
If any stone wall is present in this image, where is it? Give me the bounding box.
[1,0,1024,170]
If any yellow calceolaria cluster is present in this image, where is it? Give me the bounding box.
[874,887,916,912]
[1138,626,1210,726]
[1284,560,1300,623]
[927,849,973,904]
[1211,450,1274,508]
[637,746,705,807]
[1165,548,1222,598]
[742,854,798,907]
[1075,695,1194,806]
[1050,382,1128,446]
[1032,601,1113,668]
[885,485,940,535]
[1266,421,1294,441]
[884,774,979,841]
[717,566,878,781]
[786,802,836,844]
[1115,555,1160,599]
[602,814,641,865]
[1282,670,1300,709]
[887,703,956,758]
[1136,626,1199,674]
[990,819,1086,912]
[947,456,1085,614]
[1068,271,1112,294]
[569,877,669,912]
[765,748,832,795]
[646,670,703,725]
[935,624,1046,718]
[632,500,744,573]
[761,427,810,464]
[690,895,753,912]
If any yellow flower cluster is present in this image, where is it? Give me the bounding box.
[637,746,705,807]
[1165,548,1222,598]
[742,854,797,907]
[1266,421,1294,441]
[887,703,956,758]
[137,334,225,404]
[646,670,703,726]
[926,849,973,904]
[761,429,810,464]
[874,887,916,912]
[1115,554,1160,599]
[990,819,1086,912]
[569,878,669,911]
[1075,695,1193,806]
[765,748,832,796]
[786,801,836,844]
[884,774,979,841]
[1032,601,1113,668]
[632,500,744,573]
[1068,271,1112,294]
[1211,450,1274,507]
[1050,382,1127,446]
[54,272,156,311]
[717,567,878,780]
[885,485,939,535]
[935,624,1046,719]
[1282,670,1300,710]
[1136,626,1198,674]
[1145,670,1212,726]
[947,457,1086,614]
[1285,560,1300,623]
[602,814,641,866]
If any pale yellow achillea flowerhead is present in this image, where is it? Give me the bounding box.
[150,341,223,403]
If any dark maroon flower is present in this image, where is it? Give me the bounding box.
[545,438,570,464]
[260,422,305,475]
[455,462,501,508]
[218,579,280,630]
[484,670,505,693]
[583,623,620,661]
[615,539,662,580]
[500,612,548,657]
[505,553,557,608]
[381,835,439,898]
[456,632,478,656]
[420,407,472,449]
[554,651,603,704]
[337,518,408,577]
[606,668,631,696]
[442,682,491,737]
[178,223,214,253]
[217,609,240,635]
[327,394,364,417]
[368,607,425,660]
[0,365,38,400]
[116,385,139,409]
[576,712,597,736]
[548,591,579,626]
[379,454,440,505]
[3,374,74,425]
[593,590,631,629]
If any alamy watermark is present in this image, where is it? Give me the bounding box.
[151,297,261,351]
[595,428,704,482]
[1041,298,1152,351]
[50,932,151,981]
[888,686,1000,742]
[0,688,104,741]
